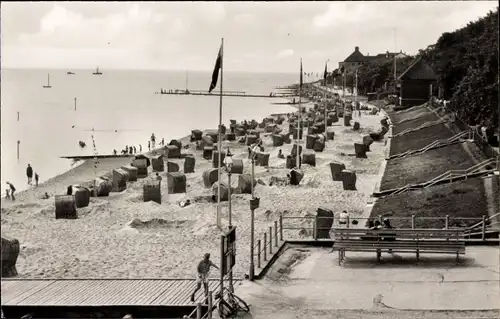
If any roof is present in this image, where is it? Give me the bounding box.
[343,50,366,63]
[398,56,437,81]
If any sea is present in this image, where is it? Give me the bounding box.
[1,69,298,194]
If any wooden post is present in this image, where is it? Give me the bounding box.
[269,227,273,255]
[257,239,261,268]
[196,302,202,319]
[207,291,213,319]
[263,233,267,261]
[274,220,278,247]
[17,140,20,160]
[219,235,224,306]
[445,215,449,229]
[279,214,283,241]
[482,215,486,240]
[74,97,77,111]
[313,216,318,240]
[346,216,350,228]
[411,215,415,229]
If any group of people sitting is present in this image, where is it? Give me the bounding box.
[361,218,396,247]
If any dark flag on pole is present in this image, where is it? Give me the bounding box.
[209,44,223,93]
[323,62,328,86]
[300,59,303,89]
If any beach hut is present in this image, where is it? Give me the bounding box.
[212,151,226,169]
[315,207,334,239]
[201,136,214,148]
[206,131,219,143]
[165,145,181,158]
[184,156,196,173]
[354,143,367,158]
[169,139,182,151]
[74,186,91,208]
[302,152,316,167]
[112,168,128,192]
[132,157,149,178]
[211,181,229,201]
[203,146,214,160]
[121,165,138,181]
[143,181,161,204]
[152,154,165,172]
[202,168,219,188]
[191,129,203,141]
[167,172,186,194]
[341,170,357,190]
[1,236,20,277]
[94,178,113,196]
[167,161,180,172]
[329,162,346,181]
[246,135,258,146]
[55,195,77,219]
[134,154,150,167]
[238,174,256,194]
[231,159,244,174]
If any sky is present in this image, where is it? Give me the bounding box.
[1,1,498,73]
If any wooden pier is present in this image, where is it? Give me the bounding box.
[60,154,134,160]
[157,89,295,98]
[1,278,240,319]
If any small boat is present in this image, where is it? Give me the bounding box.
[67,71,75,75]
[92,67,103,75]
[42,74,51,88]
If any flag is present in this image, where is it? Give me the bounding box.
[300,59,303,89]
[209,44,223,93]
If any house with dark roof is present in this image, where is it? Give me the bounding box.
[397,56,437,107]
[338,46,408,73]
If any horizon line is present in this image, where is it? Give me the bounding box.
[1,67,298,74]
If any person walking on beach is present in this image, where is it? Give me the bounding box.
[5,188,11,200]
[129,146,133,154]
[34,173,39,187]
[133,146,137,154]
[148,141,151,151]
[161,138,165,146]
[6,182,16,201]
[151,133,156,149]
[191,253,219,302]
[139,145,142,153]
[26,164,33,185]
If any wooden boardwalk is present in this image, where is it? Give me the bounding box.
[1,278,239,306]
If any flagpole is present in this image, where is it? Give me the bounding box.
[297,59,302,169]
[217,38,224,231]
[324,61,328,137]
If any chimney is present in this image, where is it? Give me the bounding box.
[355,46,359,52]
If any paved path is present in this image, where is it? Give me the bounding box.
[225,245,499,318]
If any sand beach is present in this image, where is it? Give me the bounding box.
[1,94,386,280]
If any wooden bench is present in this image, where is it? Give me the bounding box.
[332,228,466,265]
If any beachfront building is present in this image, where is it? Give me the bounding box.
[397,56,438,107]
[338,46,408,74]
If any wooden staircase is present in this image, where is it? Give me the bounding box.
[389,131,471,159]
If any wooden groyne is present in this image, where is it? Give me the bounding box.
[157,89,295,98]
[60,155,134,160]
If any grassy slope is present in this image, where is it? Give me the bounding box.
[391,113,440,135]
[389,124,455,156]
[370,178,487,228]
[380,142,480,191]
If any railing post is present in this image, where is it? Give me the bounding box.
[196,302,202,319]
[274,220,278,247]
[411,215,415,229]
[263,233,267,261]
[279,214,283,241]
[346,216,350,228]
[207,291,213,319]
[445,215,449,229]
[257,240,261,268]
[269,227,273,255]
[313,216,318,240]
[482,215,486,240]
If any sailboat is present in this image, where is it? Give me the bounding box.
[92,66,103,75]
[42,74,51,88]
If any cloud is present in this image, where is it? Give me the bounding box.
[276,49,295,59]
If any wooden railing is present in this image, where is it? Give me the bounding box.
[392,118,448,137]
[389,131,470,159]
[252,219,283,271]
[280,214,500,242]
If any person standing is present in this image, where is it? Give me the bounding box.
[190,253,219,302]
[161,138,165,146]
[151,133,156,149]
[34,173,39,187]
[339,210,349,226]
[6,182,16,201]
[26,164,33,185]
[139,144,142,153]
[133,146,137,154]
[148,141,151,152]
